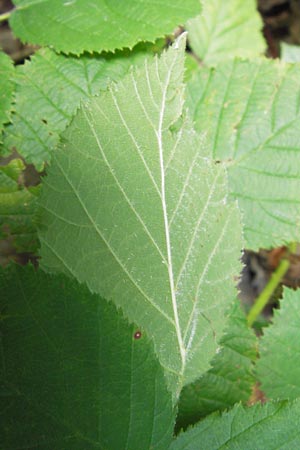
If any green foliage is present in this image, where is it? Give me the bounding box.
[176,301,257,430]
[186,59,300,248]
[170,400,300,449]
[0,265,175,449]
[0,158,38,254]
[1,0,300,447]
[257,288,300,400]
[4,44,163,169]
[186,0,265,65]
[9,0,201,54]
[38,36,242,396]
[0,52,14,138]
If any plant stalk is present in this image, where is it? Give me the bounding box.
[247,242,297,327]
[0,10,13,22]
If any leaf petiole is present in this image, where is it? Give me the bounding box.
[247,242,297,327]
[0,10,13,22]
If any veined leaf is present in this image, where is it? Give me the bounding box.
[0,52,14,138]
[170,400,300,449]
[186,0,265,66]
[4,45,162,170]
[0,265,175,450]
[257,288,300,400]
[187,58,300,248]
[176,301,257,430]
[38,36,243,396]
[0,159,38,255]
[10,0,201,54]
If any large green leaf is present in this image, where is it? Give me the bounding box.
[176,301,257,430]
[187,58,300,249]
[0,159,39,255]
[186,0,265,66]
[38,36,243,396]
[257,288,300,400]
[170,400,300,449]
[4,44,162,170]
[0,52,14,138]
[10,0,201,54]
[0,265,175,450]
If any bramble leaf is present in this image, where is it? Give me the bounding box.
[4,45,163,170]
[186,0,265,66]
[0,52,14,138]
[0,265,175,450]
[10,0,201,54]
[176,301,257,430]
[38,36,243,396]
[0,159,39,255]
[170,400,300,449]
[257,288,300,400]
[187,58,300,248]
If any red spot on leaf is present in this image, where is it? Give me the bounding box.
[134,331,142,339]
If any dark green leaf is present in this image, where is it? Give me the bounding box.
[0,265,175,450]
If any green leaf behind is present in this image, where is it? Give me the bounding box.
[170,400,300,449]
[0,265,175,450]
[4,45,162,170]
[10,0,201,54]
[187,58,300,248]
[38,37,243,396]
[176,301,257,430]
[0,159,38,256]
[186,0,265,66]
[0,52,14,138]
[257,288,300,400]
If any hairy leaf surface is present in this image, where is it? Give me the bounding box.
[4,45,162,170]
[257,288,300,400]
[0,52,14,138]
[176,301,256,430]
[10,0,200,54]
[186,0,265,65]
[39,37,242,395]
[0,159,38,256]
[187,58,300,248]
[0,265,175,450]
[170,400,300,449]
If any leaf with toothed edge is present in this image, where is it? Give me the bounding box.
[9,0,201,55]
[187,58,300,249]
[0,52,14,138]
[4,43,164,170]
[0,265,175,450]
[38,35,243,397]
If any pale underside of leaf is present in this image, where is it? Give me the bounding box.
[39,36,242,396]
[257,288,300,401]
[10,0,201,54]
[187,58,300,248]
[186,0,265,66]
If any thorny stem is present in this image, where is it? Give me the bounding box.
[247,242,297,327]
[0,10,14,22]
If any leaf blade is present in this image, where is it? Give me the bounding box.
[187,58,300,248]
[0,265,175,450]
[186,0,265,66]
[39,37,243,395]
[10,0,201,54]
